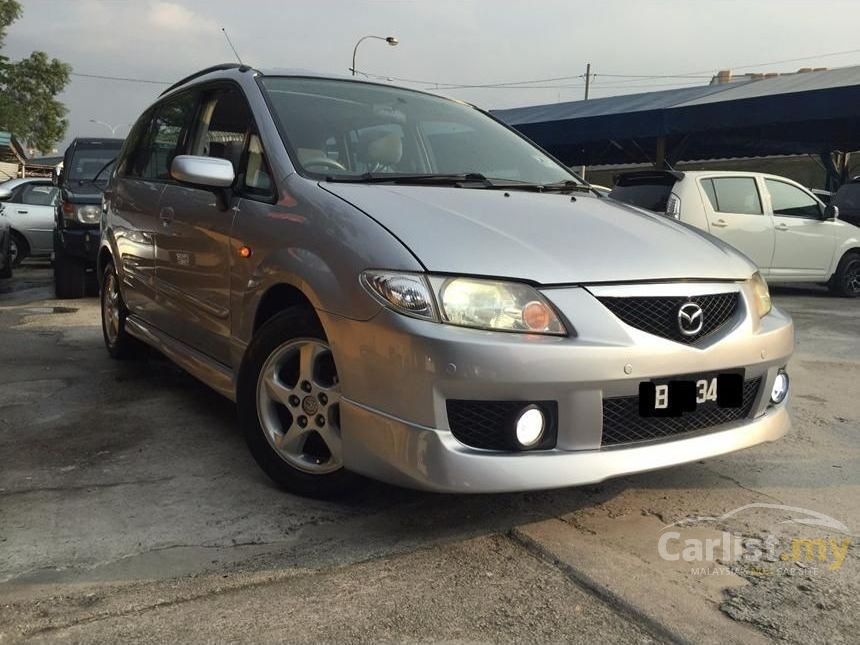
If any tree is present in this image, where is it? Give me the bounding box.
[0,0,70,151]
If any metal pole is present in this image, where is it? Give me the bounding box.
[580,63,591,179]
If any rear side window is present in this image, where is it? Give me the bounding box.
[765,179,820,218]
[609,178,674,212]
[708,177,762,215]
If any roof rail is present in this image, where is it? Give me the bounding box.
[159,63,254,96]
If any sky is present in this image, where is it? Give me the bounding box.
[4,0,860,152]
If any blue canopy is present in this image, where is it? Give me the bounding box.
[492,67,860,180]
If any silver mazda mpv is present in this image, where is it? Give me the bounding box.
[99,64,793,497]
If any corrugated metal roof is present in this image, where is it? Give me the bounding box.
[494,66,860,125]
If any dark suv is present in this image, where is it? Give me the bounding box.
[54,137,124,297]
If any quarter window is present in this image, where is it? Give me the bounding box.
[765,179,821,218]
[243,133,274,197]
[707,177,763,215]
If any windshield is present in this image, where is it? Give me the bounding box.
[67,145,122,182]
[260,77,576,185]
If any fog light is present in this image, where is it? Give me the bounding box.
[770,371,789,405]
[515,406,545,447]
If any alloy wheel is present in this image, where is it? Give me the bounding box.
[8,237,18,266]
[256,339,342,474]
[102,272,120,344]
[846,258,860,296]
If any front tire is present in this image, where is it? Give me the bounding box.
[9,231,28,268]
[828,252,860,298]
[101,261,137,359]
[237,308,362,498]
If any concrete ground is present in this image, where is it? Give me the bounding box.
[0,264,857,644]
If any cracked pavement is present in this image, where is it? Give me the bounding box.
[0,265,857,643]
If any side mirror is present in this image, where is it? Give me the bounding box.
[0,186,12,201]
[170,155,235,188]
[824,203,839,221]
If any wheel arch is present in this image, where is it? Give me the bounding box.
[830,245,860,278]
[9,228,30,252]
[97,244,114,284]
[252,282,320,334]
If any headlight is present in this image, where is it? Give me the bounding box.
[750,271,772,318]
[361,272,568,335]
[361,271,437,321]
[438,277,566,335]
[61,202,101,224]
[76,205,101,224]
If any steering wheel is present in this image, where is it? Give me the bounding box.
[303,158,347,172]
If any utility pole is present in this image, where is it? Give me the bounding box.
[580,63,591,179]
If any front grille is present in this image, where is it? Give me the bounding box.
[602,377,762,446]
[597,292,739,343]
[446,400,557,450]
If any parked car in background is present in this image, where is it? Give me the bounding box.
[811,188,833,205]
[609,170,860,297]
[0,177,59,266]
[98,65,793,498]
[0,205,12,278]
[831,177,860,228]
[54,137,124,298]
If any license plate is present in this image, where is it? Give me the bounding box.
[639,372,744,417]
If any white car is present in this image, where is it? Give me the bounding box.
[609,170,860,297]
[0,177,59,266]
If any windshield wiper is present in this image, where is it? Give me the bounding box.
[325,172,501,187]
[538,180,594,193]
[77,157,118,189]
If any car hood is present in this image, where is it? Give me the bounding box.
[321,184,756,284]
[62,186,105,204]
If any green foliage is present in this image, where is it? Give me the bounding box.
[0,0,71,151]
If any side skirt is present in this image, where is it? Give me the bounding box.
[125,315,237,401]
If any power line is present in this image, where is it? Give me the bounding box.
[68,44,860,93]
[595,73,713,79]
[71,71,170,85]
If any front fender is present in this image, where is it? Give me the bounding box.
[230,174,423,350]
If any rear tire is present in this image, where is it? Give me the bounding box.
[54,243,87,299]
[828,252,860,298]
[237,307,363,498]
[101,261,137,359]
[9,231,28,268]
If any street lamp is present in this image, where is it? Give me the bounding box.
[89,119,127,136]
[351,35,399,77]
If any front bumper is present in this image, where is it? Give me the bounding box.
[321,280,794,493]
[57,226,99,264]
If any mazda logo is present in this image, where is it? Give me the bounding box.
[677,302,704,336]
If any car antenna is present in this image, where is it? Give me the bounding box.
[221,27,244,64]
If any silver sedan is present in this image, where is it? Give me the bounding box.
[0,177,58,266]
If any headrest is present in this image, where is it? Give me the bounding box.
[296,148,326,165]
[364,133,403,166]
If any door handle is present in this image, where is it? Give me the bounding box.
[159,206,174,226]
[711,219,728,228]
[16,209,28,214]
[775,223,789,231]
